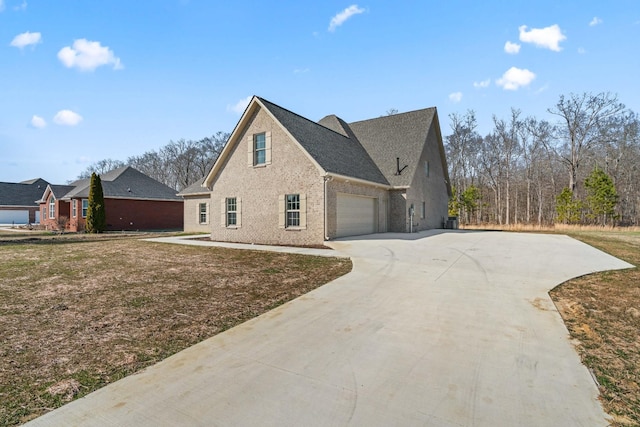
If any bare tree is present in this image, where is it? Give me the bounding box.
[77,159,126,179]
[548,92,625,196]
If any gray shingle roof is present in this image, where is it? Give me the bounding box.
[0,178,49,206]
[177,176,208,196]
[348,108,437,187]
[258,97,389,186]
[62,167,181,201]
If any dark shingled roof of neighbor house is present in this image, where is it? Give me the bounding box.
[61,167,181,200]
[0,178,49,206]
[177,176,209,196]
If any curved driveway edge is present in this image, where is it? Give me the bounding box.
[26,231,633,426]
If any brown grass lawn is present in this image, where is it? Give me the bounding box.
[0,232,352,426]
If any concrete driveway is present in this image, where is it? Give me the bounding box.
[26,231,633,426]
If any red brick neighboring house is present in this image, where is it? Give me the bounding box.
[37,166,183,232]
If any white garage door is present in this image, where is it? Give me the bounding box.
[0,210,29,225]
[336,194,376,238]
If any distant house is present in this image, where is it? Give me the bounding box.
[177,176,211,233]
[37,166,183,232]
[0,178,50,225]
[197,96,451,246]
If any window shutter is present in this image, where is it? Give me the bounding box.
[265,131,272,165]
[278,195,285,228]
[205,202,210,225]
[220,198,226,227]
[247,135,254,167]
[237,197,242,227]
[300,194,307,229]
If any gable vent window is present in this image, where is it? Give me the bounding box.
[424,161,430,177]
[247,132,272,167]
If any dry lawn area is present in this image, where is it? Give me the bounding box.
[0,232,351,426]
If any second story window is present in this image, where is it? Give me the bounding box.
[254,133,266,165]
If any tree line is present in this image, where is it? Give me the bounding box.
[77,131,230,191]
[445,92,639,226]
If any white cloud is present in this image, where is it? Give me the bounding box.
[14,0,26,11]
[10,31,42,49]
[578,47,587,54]
[496,67,536,90]
[518,24,566,52]
[294,68,310,74]
[0,0,4,12]
[328,5,365,32]
[53,110,83,126]
[473,79,491,88]
[589,17,602,26]
[227,96,252,114]
[57,39,123,71]
[449,92,463,103]
[30,115,46,129]
[504,41,521,54]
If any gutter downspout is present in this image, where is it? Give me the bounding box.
[324,175,332,241]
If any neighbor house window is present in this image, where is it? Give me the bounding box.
[82,199,88,218]
[72,200,77,218]
[254,133,266,165]
[49,196,55,218]
[421,201,426,219]
[199,203,208,224]
[286,194,300,227]
[226,197,237,226]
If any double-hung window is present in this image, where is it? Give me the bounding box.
[81,199,88,218]
[286,194,300,227]
[199,203,208,224]
[254,133,266,165]
[72,200,77,218]
[226,198,237,226]
[248,132,271,167]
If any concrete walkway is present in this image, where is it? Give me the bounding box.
[26,231,633,426]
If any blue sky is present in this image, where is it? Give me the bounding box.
[1,0,638,183]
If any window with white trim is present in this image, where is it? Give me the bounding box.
[247,131,272,167]
[226,198,237,226]
[199,202,208,224]
[82,199,88,218]
[72,200,77,218]
[286,194,300,227]
[49,196,55,218]
[278,193,307,229]
[254,133,266,165]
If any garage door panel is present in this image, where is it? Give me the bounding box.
[336,194,376,238]
[0,210,29,225]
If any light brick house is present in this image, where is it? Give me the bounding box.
[38,166,183,232]
[197,96,451,245]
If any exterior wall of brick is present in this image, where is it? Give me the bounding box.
[405,121,450,231]
[39,195,71,230]
[183,195,211,233]
[388,189,408,232]
[210,107,325,246]
[325,179,390,239]
[39,197,183,231]
[103,199,183,231]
